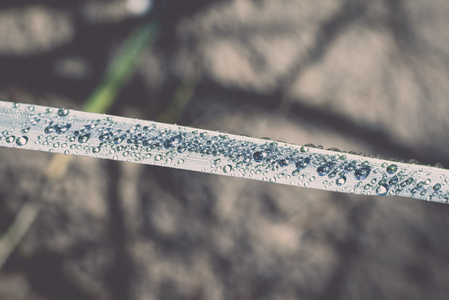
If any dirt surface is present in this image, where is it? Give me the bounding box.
[1,0,449,299]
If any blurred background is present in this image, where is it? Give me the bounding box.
[1,0,449,299]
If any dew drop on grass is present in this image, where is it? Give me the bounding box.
[44,125,55,134]
[354,166,371,180]
[58,108,69,117]
[336,176,346,186]
[163,139,173,149]
[223,165,232,173]
[113,135,125,144]
[56,123,71,134]
[295,157,310,170]
[6,136,15,143]
[16,136,28,146]
[78,133,90,143]
[253,151,265,162]
[376,185,388,196]
[317,162,334,176]
[386,164,398,174]
[433,183,442,191]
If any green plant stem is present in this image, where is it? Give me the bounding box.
[83,22,159,113]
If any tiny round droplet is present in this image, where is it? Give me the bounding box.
[223,165,232,173]
[253,151,265,162]
[295,157,310,170]
[58,108,69,117]
[336,176,346,186]
[376,185,388,196]
[16,136,28,146]
[386,164,398,174]
[6,136,15,143]
[433,183,442,192]
[78,133,90,143]
[354,166,371,180]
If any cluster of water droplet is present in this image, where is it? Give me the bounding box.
[1,101,449,203]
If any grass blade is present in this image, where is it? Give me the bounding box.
[0,100,448,203]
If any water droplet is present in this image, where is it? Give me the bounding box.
[56,123,71,134]
[269,177,277,183]
[6,136,15,143]
[223,165,232,173]
[163,139,173,149]
[16,136,28,146]
[433,183,442,192]
[388,176,398,186]
[354,166,371,180]
[253,151,265,162]
[113,135,125,144]
[27,105,35,112]
[30,117,41,125]
[58,108,69,117]
[64,150,70,155]
[44,125,55,134]
[92,147,100,153]
[154,155,163,161]
[376,185,388,196]
[386,164,398,174]
[21,127,30,134]
[78,133,90,143]
[295,157,310,170]
[336,176,346,186]
[300,146,309,153]
[400,177,414,187]
[278,159,288,167]
[177,146,186,154]
[317,162,334,176]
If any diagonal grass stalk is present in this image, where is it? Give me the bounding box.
[1,100,449,204]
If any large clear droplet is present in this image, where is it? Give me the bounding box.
[295,157,310,170]
[78,133,90,143]
[433,183,442,192]
[336,176,346,186]
[58,108,69,117]
[317,162,334,176]
[16,136,28,146]
[386,164,398,174]
[354,166,371,180]
[223,165,232,173]
[6,136,15,143]
[376,185,388,196]
[253,151,265,162]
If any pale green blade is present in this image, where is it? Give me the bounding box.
[0,100,448,203]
